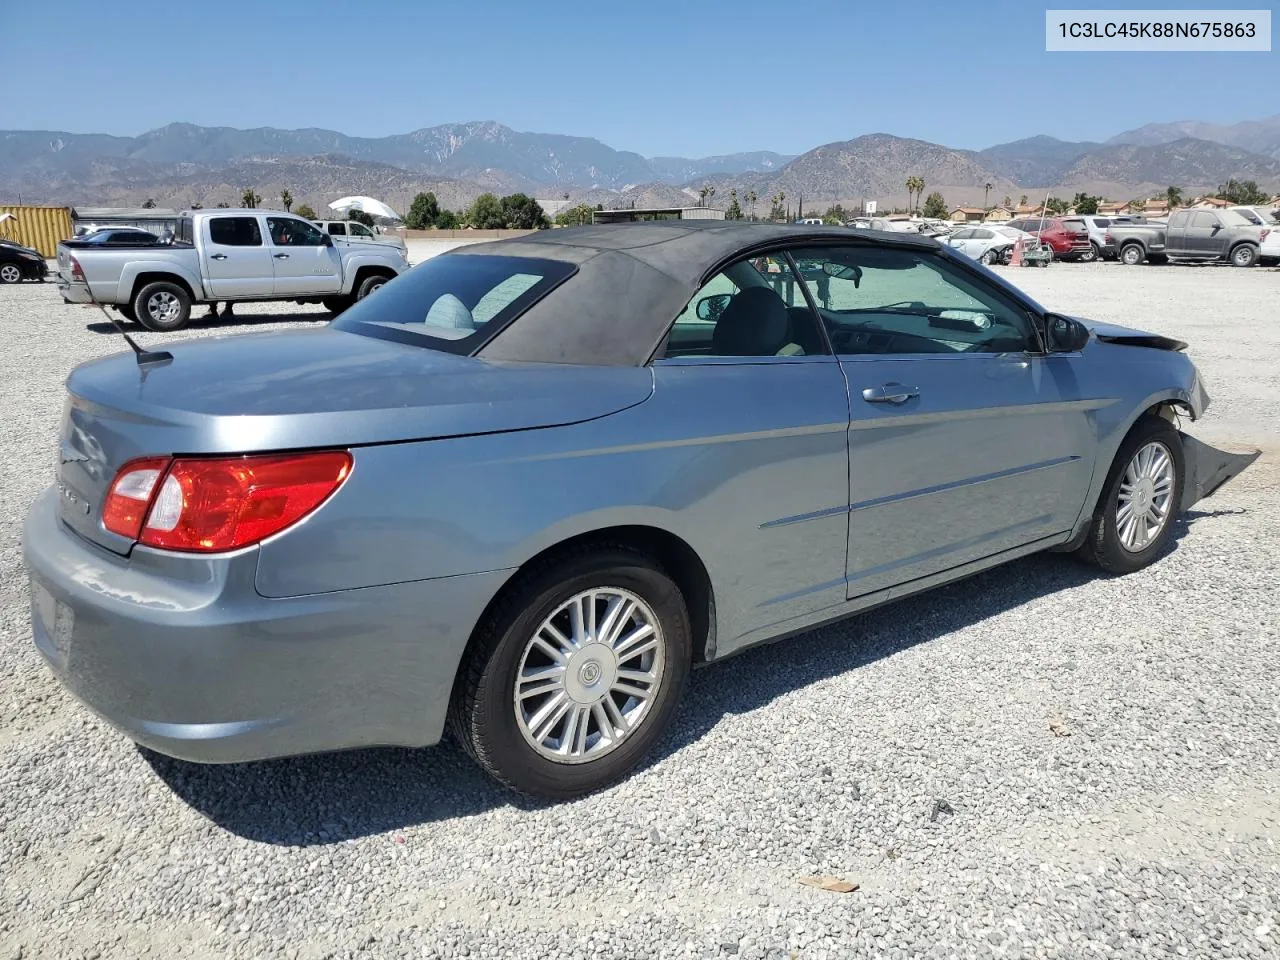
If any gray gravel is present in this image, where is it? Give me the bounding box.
[1,262,1278,960]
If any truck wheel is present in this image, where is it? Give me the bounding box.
[133,281,191,332]
[1120,243,1146,266]
[356,273,390,300]
[322,295,355,315]
[1230,244,1258,267]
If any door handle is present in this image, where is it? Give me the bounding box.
[273,253,290,259]
[861,383,919,405]
[210,253,227,261]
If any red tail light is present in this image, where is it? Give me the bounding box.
[102,451,352,552]
[1262,228,1271,242]
[68,255,85,282]
[1104,231,1113,244]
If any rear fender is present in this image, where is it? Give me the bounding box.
[118,260,203,305]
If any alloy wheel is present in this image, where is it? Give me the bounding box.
[0,264,21,283]
[513,587,666,763]
[147,291,181,324]
[1116,440,1175,553]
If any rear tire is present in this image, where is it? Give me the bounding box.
[1079,243,1099,263]
[133,281,191,332]
[980,248,1000,266]
[449,544,692,800]
[116,304,137,323]
[322,295,355,315]
[1230,244,1258,267]
[1077,416,1184,575]
[1120,243,1146,266]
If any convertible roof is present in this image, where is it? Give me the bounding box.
[453,221,940,366]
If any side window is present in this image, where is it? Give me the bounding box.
[326,223,345,235]
[973,229,994,240]
[950,229,974,240]
[660,254,828,360]
[350,223,374,237]
[789,245,1035,356]
[1169,212,1188,228]
[1094,218,1110,227]
[267,217,326,246]
[1192,212,1218,229]
[208,217,262,247]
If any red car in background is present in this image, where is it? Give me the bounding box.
[1006,216,1094,261]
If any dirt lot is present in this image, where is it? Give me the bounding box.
[1,261,1277,960]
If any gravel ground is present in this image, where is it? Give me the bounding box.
[1,262,1277,960]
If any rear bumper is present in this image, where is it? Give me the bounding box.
[57,279,93,303]
[23,486,509,763]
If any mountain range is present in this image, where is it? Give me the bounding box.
[2,115,1278,214]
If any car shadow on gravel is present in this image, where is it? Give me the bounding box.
[85,311,329,334]
[142,513,1222,844]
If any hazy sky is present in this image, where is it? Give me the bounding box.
[2,0,1276,156]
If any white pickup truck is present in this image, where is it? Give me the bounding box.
[56,208,409,331]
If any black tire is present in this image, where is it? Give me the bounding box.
[1077,416,1184,575]
[116,303,137,323]
[1078,243,1098,263]
[133,280,191,331]
[0,263,22,284]
[980,248,1000,266]
[322,295,354,314]
[449,544,692,800]
[1120,243,1146,266]
[1230,243,1258,268]
[356,273,391,300]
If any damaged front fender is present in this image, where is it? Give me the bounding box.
[1179,433,1261,512]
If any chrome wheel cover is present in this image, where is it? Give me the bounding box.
[0,264,21,282]
[514,587,665,764]
[146,290,181,324]
[1116,440,1175,553]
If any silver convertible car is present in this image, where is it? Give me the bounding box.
[25,222,1256,798]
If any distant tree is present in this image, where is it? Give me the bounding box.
[698,184,717,207]
[983,182,993,210]
[745,189,758,221]
[905,176,925,212]
[1072,192,1101,215]
[240,188,261,209]
[215,201,231,208]
[435,209,461,229]
[405,191,441,230]
[279,189,293,212]
[725,194,744,220]
[1044,196,1070,215]
[294,202,317,220]
[465,193,505,229]
[347,208,376,227]
[189,202,203,210]
[1217,179,1267,204]
[922,191,948,219]
[1002,195,1013,209]
[142,198,157,209]
[768,192,786,221]
[555,203,596,227]
[500,193,550,229]
[1165,185,1184,209]
[1018,194,1028,207]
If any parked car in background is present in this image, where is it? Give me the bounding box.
[56,208,409,330]
[1111,209,1267,267]
[314,220,409,258]
[69,228,168,247]
[1228,206,1280,263]
[24,221,1256,799]
[938,225,1038,265]
[1006,216,1093,261]
[1077,215,1148,260]
[0,239,48,283]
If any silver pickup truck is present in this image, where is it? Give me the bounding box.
[57,208,409,330]
[1109,209,1267,267]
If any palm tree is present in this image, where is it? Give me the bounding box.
[905,176,926,212]
[746,190,758,220]
[1166,185,1184,210]
[1019,194,1028,207]
[280,189,293,212]
[983,182,993,210]
[241,187,261,209]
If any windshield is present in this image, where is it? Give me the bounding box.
[331,254,576,354]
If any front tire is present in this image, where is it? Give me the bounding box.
[356,273,390,300]
[322,295,354,314]
[449,545,692,799]
[133,281,191,331]
[1120,243,1146,266]
[0,263,22,284]
[1077,416,1184,574]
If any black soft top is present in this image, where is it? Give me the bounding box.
[452,221,940,366]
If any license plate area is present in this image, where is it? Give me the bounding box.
[32,579,75,666]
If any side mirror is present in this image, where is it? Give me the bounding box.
[696,293,732,321]
[1043,313,1090,352]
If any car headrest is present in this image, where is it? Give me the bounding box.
[424,294,475,331]
[711,287,789,356]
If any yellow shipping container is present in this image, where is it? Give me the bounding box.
[0,205,74,258]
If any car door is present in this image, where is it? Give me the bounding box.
[788,243,1099,599]
[945,228,974,256]
[265,216,342,295]
[1165,211,1192,256]
[1192,212,1226,257]
[202,215,274,298]
[970,228,995,259]
[652,253,851,646]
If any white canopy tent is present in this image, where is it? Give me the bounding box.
[328,196,401,221]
